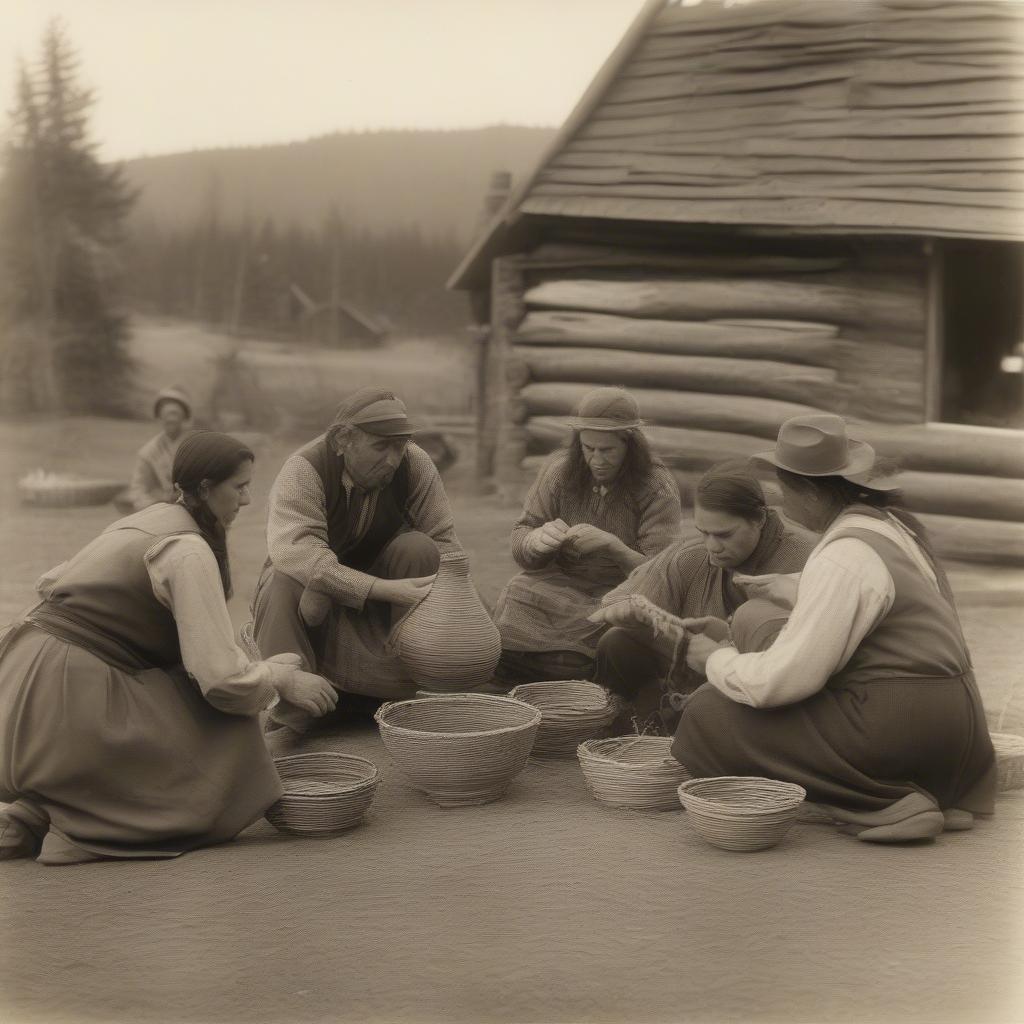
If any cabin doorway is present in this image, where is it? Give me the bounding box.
[938,240,1024,429]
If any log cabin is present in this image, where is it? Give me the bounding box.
[449,0,1024,565]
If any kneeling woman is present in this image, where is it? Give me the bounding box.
[0,432,337,865]
[673,414,996,843]
[494,387,682,684]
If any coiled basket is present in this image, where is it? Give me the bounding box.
[265,752,379,836]
[374,693,541,807]
[577,735,692,810]
[509,680,620,756]
[677,776,806,852]
[991,732,1024,792]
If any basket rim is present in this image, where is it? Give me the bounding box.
[578,735,675,763]
[509,680,616,712]
[677,775,806,810]
[273,752,379,797]
[374,692,542,738]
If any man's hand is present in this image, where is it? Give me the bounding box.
[733,572,801,610]
[588,599,646,631]
[679,615,731,643]
[524,518,570,558]
[685,632,724,676]
[369,574,437,608]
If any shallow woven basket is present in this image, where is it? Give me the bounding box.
[577,735,692,810]
[265,752,379,836]
[991,732,1024,792]
[374,693,541,807]
[677,776,806,852]
[18,477,127,508]
[509,680,620,756]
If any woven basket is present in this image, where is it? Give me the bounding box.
[18,477,127,508]
[677,776,806,852]
[265,752,379,836]
[509,680,620,756]
[374,693,541,807]
[991,732,1024,792]
[577,735,692,810]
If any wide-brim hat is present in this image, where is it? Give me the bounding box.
[154,385,192,419]
[751,413,900,491]
[566,387,643,432]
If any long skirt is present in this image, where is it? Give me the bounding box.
[0,622,282,861]
[672,672,996,814]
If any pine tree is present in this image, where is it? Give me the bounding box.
[0,19,136,414]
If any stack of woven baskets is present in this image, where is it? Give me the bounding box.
[509,680,620,756]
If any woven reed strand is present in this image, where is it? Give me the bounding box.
[677,776,806,852]
[265,752,379,836]
[510,680,620,756]
[991,732,1024,792]
[577,735,692,810]
[375,694,541,806]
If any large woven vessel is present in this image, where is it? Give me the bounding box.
[18,472,127,508]
[388,550,501,690]
[265,752,379,836]
[677,776,806,852]
[577,735,692,810]
[509,680,620,756]
[374,693,541,807]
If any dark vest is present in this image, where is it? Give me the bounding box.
[297,435,411,572]
[828,511,970,688]
[31,503,203,670]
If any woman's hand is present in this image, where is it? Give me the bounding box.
[685,632,724,676]
[733,572,801,610]
[564,523,621,556]
[679,615,731,643]
[525,519,571,557]
[274,667,339,718]
[369,574,437,608]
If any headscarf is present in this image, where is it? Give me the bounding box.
[172,431,254,598]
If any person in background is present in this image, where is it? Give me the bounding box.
[251,386,459,727]
[0,431,337,865]
[493,387,682,685]
[672,414,996,843]
[592,464,815,733]
[124,385,194,511]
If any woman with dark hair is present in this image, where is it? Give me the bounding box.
[591,463,815,732]
[493,387,682,684]
[0,431,337,865]
[673,414,996,843]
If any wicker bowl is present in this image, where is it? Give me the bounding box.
[509,680,620,756]
[265,752,379,836]
[677,776,806,852]
[374,694,541,807]
[18,473,127,508]
[991,732,1024,792]
[577,735,692,810]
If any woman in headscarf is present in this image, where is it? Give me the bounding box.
[673,414,996,843]
[591,464,816,733]
[0,432,337,865]
[122,385,194,511]
[493,387,683,684]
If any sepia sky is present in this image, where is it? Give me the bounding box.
[0,0,648,161]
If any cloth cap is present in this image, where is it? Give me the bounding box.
[751,414,899,490]
[154,385,192,419]
[329,386,415,437]
[567,387,642,432]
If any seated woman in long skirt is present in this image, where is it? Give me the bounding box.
[592,465,816,733]
[493,387,682,684]
[673,414,996,844]
[0,431,337,865]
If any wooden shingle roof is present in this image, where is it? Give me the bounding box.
[451,0,1024,288]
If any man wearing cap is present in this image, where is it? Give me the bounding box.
[123,385,193,511]
[251,386,459,723]
[493,386,682,684]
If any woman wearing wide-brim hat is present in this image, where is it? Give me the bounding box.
[493,387,683,685]
[671,413,996,843]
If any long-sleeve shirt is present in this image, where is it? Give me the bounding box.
[705,512,940,709]
[127,432,184,511]
[144,534,279,716]
[265,443,458,612]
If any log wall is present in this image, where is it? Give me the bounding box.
[486,238,1024,566]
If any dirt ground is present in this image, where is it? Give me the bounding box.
[1,415,1023,1024]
